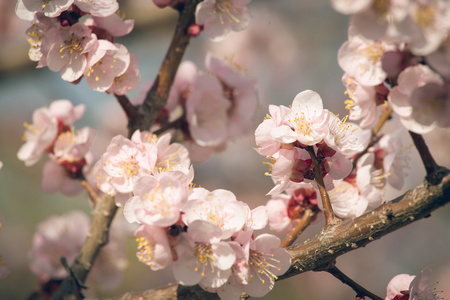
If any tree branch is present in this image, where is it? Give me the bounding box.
[327,266,383,300]
[128,1,201,135]
[51,195,118,300]
[280,208,317,248]
[409,131,443,185]
[99,169,450,300]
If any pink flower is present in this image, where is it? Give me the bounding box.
[324,112,364,157]
[195,0,252,42]
[28,211,91,281]
[106,52,141,95]
[85,42,130,92]
[134,225,173,271]
[73,0,118,17]
[426,35,450,79]
[172,220,236,288]
[92,12,134,37]
[16,0,73,20]
[205,53,258,139]
[47,23,98,82]
[389,65,447,134]
[185,73,231,147]
[270,90,329,146]
[327,179,368,219]
[338,27,395,86]
[123,172,189,227]
[342,73,388,129]
[95,134,156,196]
[255,104,291,157]
[243,234,291,297]
[18,100,85,166]
[385,267,440,300]
[396,0,450,56]
[183,189,247,239]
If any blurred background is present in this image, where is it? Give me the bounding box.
[1,0,450,299]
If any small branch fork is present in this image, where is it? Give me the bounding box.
[115,0,202,137]
[327,266,383,300]
[305,146,338,226]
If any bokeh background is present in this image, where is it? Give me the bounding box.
[1,0,450,299]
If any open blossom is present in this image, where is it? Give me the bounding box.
[195,0,252,42]
[123,172,190,227]
[326,179,368,219]
[396,0,450,56]
[172,220,236,289]
[18,100,85,166]
[385,267,441,300]
[134,225,173,271]
[242,234,291,298]
[338,26,397,86]
[15,0,74,20]
[389,64,449,134]
[182,188,247,239]
[73,0,118,17]
[95,134,156,196]
[84,42,130,92]
[106,52,141,95]
[46,22,98,82]
[270,90,328,146]
[324,112,364,157]
[342,73,388,129]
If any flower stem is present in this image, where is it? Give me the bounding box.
[305,146,337,226]
[81,180,99,206]
[280,208,317,248]
[327,266,383,300]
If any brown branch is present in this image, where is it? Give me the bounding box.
[81,180,99,205]
[98,169,450,300]
[51,195,118,300]
[327,266,383,300]
[373,106,392,135]
[128,0,201,136]
[305,146,338,226]
[280,208,317,248]
[409,131,443,185]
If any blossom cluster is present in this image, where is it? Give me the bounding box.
[255,89,412,230]
[92,130,291,299]
[17,100,96,196]
[134,53,259,163]
[333,0,450,134]
[16,0,140,94]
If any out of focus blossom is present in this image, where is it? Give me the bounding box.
[385,267,441,300]
[195,0,252,42]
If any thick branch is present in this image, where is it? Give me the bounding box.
[51,195,118,300]
[128,1,201,135]
[100,169,450,300]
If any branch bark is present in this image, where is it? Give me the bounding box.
[127,0,201,136]
[98,169,450,300]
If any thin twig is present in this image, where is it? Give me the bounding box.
[409,131,442,185]
[373,106,392,135]
[81,179,99,205]
[305,146,338,226]
[327,266,383,300]
[280,208,317,248]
